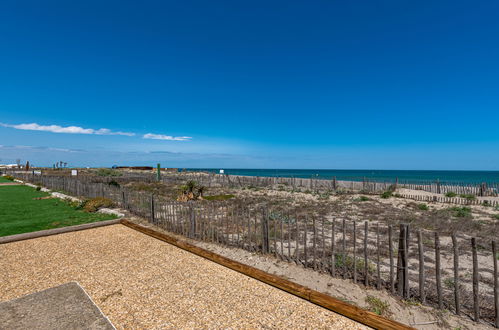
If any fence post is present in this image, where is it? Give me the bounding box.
[331,219,336,276]
[435,232,442,309]
[389,225,394,294]
[364,221,368,286]
[436,179,441,194]
[472,237,479,322]
[261,209,269,253]
[121,190,126,209]
[404,225,410,298]
[353,221,357,283]
[452,233,461,315]
[150,194,155,224]
[417,230,425,303]
[189,204,196,238]
[396,224,407,297]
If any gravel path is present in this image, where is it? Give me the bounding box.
[0,225,367,329]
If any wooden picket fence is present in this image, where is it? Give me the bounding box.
[397,193,499,207]
[8,172,499,327]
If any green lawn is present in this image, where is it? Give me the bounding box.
[0,185,117,237]
[0,176,13,183]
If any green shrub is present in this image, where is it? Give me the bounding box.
[445,192,457,197]
[354,196,370,202]
[459,193,476,201]
[3,175,14,181]
[365,296,390,316]
[36,186,42,191]
[108,180,120,188]
[492,214,499,220]
[444,277,455,289]
[335,254,375,274]
[381,191,393,199]
[203,194,235,201]
[83,197,114,212]
[449,207,472,218]
[63,198,86,210]
[417,203,429,211]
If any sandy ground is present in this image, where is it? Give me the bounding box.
[0,225,367,329]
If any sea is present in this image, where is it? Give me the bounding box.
[185,169,499,185]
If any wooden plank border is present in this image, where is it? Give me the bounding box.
[120,219,413,330]
[0,219,122,244]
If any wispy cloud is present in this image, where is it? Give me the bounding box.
[143,133,192,141]
[0,122,135,136]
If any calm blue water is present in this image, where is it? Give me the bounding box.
[185,169,499,184]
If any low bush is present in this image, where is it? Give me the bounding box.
[444,277,455,289]
[334,253,376,274]
[365,296,390,316]
[3,175,14,181]
[354,196,370,202]
[203,194,235,201]
[445,192,457,198]
[36,186,42,191]
[108,180,120,188]
[417,203,429,211]
[459,193,476,201]
[64,198,86,210]
[381,191,393,199]
[83,197,114,212]
[492,214,499,220]
[449,206,472,218]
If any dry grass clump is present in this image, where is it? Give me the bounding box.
[177,181,206,202]
[83,197,115,212]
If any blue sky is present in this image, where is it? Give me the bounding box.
[1,1,498,169]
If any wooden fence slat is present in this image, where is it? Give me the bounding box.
[304,217,308,268]
[472,237,479,322]
[435,232,442,309]
[452,233,460,315]
[281,214,284,259]
[353,221,357,283]
[364,221,368,286]
[417,230,425,303]
[295,214,300,264]
[342,219,346,279]
[376,223,381,290]
[389,225,394,294]
[331,219,336,277]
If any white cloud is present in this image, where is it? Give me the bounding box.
[143,133,192,141]
[0,122,135,136]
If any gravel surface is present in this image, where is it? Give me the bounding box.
[0,225,367,329]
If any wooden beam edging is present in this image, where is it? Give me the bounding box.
[120,219,413,330]
[0,219,122,244]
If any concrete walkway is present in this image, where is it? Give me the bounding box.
[0,282,114,330]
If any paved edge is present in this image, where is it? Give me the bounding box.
[0,219,122,244]
[0,281,116,329]
[120,219,414,330]
[74,281,117,330]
